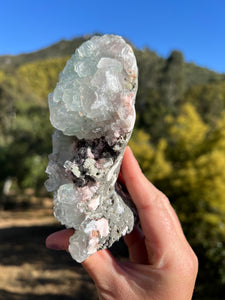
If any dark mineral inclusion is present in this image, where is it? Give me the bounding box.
[45,34,138,262]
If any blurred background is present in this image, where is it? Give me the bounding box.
[0,0,225,299]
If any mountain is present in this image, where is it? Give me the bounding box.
[0,36,88,71]
[0,35,224,87]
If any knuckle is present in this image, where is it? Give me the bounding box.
[154,191,171,208]
[190,250,199,275]
[159,192,170,204]
[181,248,199,278]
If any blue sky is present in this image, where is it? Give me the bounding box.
[1,0,225,73]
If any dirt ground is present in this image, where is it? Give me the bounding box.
[0,198,98,300]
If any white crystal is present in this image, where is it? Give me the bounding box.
[46,34,138,262]
[69,231,89,263]
[48,34,137,140]
[53,184,85,228]
[97,57,122,71]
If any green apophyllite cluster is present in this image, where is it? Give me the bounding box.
[45,34,138,262]
[48,34,137,141]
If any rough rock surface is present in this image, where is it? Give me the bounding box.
[45,34,138,262]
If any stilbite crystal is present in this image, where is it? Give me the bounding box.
[45,34,138,262]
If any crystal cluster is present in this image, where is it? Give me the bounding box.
[45,34,138,262]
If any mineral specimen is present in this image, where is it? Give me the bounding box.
[45,34,138,262]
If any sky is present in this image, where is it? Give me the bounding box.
[1,0,225,73]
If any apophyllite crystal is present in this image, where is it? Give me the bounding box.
[45,34,138,262]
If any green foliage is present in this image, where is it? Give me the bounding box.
[159,50,185,107]
[184,62,224,88]
[0,74,53,194]
[18,57,68,98]
[135,50,185,142]
[165,105,225,291]
[166,103,209,160]
[131,104,225,293]
[184,81,225,125]
[22,155,48,189]
[0,70,5,82]
[0,35,225,297]
[129,130,171,181]
[0,36,86,70]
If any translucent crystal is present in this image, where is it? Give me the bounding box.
[48,34,137,140]
[54,183,85,228]
[45,34,138,262]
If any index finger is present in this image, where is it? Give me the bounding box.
[120,147,187,267]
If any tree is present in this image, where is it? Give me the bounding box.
[159,50,185,109]
[0,75,53,195]
[184,81,225,126]
[164,104,225,292]
[131,104,225,292]
[18,57,68,98]
[129,130,171,184]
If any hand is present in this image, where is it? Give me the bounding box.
[46,147,198,300]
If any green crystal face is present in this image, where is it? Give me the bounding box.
[48,34,138,140]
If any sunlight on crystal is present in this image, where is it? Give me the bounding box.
[45,34,138,262]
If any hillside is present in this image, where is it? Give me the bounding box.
[0,35,224,87]
[0,36,87,71]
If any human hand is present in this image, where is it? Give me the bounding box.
[46,147,198,300]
